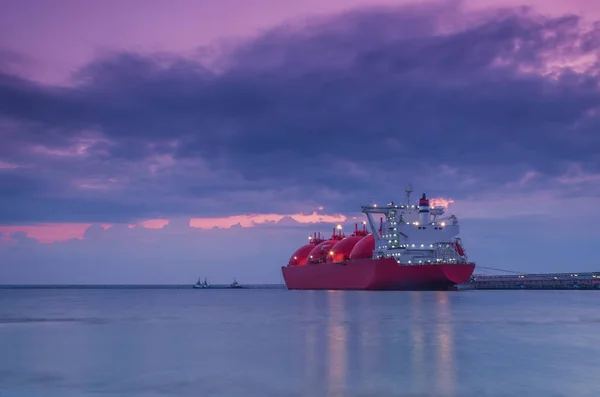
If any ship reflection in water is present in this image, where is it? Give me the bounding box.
[434,291,455,396]
[326,291,347,397]
[303,290,457,397]
[410,291,426,390]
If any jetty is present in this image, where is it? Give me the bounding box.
[461,271,600,290]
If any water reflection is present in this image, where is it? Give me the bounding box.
[408,291,457,396]
[327,291,347,397]
[304,291,318,394]
[311,291,457,396]
[7,290,600,396]
[358,292,378,373]
[410,292,425,390]
[434,292,456,397]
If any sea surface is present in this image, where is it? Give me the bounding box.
[0,287,599,397]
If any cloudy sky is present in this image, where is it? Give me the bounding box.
[1,0,599,284]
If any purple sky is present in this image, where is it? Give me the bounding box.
[1,0,600,284]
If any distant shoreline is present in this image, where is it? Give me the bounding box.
[0,284,286,289]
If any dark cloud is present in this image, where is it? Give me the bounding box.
[1,1,600,224]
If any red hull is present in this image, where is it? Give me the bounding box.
[281,258,475,291]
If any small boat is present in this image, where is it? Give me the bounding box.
[193,277,210,289]
[229,278,243,289]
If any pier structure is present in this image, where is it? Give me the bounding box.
[463,271,600,290]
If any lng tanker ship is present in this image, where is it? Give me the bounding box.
[281,188,476,290]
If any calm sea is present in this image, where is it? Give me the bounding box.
[0,287,598,397]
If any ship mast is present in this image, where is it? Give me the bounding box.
[405,184,413,206]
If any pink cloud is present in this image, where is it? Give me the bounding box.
[429,197,455,209]
[555,163,600,185]
[190,212,347,229]
[0,211,348,243]
[30,132,112,158]
[139,219,170,229]
[518,171,539,186]
[0,161,18,169]
[0,223,100,243]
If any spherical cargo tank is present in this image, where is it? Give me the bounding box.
[288,243,316,266]
[327,235,365,263]
[307,239,339,264]
[289,232,327,266]
[349,234,375,259]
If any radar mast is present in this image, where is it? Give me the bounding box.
[405,184,413,206]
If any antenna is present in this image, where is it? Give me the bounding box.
[405,184,413,205]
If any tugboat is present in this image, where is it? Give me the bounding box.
[193,277,244,289]
[193,277,210,289]
[229,278,243,289]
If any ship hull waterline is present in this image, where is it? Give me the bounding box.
[281,258,475,291]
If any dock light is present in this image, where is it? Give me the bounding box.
[441,222,446,227]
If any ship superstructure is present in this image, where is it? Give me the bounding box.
[363,187,468,266]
